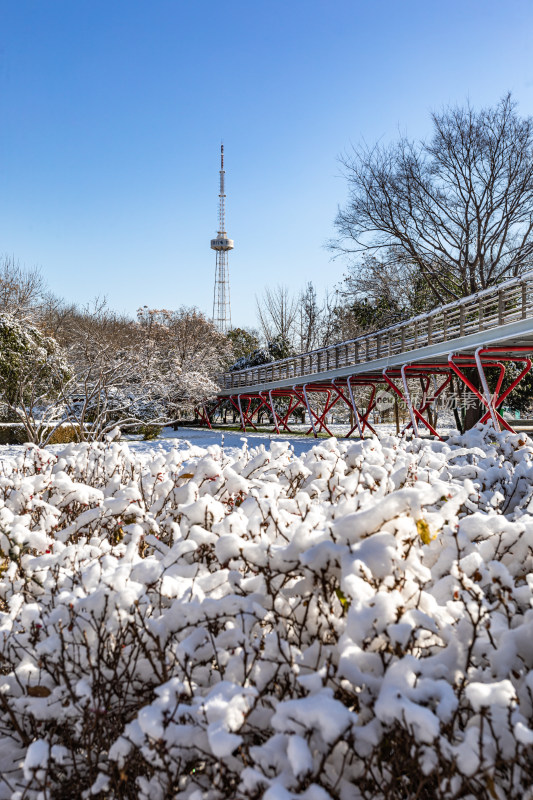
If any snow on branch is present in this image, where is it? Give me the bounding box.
[0,427,532,798]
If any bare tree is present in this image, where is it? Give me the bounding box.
[136,306,230,376]
[319,289,340,347]
[58,305,226,440]
[38,293,85,343]
[0,256,46,320]
[256,285,298,348]
[332,94,533,303]
[295,283,342,352]
[0,277,231,441]
[339,253,431,314]
[296,282,321,353]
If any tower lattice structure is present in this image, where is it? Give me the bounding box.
[211,144,233,333]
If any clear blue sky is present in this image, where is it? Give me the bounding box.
[0,0,532,329]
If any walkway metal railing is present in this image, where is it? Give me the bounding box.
[218,272,533,391]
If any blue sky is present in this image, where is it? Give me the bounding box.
[0,0,532,330]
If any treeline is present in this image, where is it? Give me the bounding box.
[0,257,232,443]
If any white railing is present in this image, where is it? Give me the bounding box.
[219,273,533,391]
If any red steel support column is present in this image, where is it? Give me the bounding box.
[331,378,367,438]
[449,348,532,433]
[194,404,213,428]
[202,404,213,430]
[292,385,335,438]
[278,394,305,432]
[302,384,317,438]
[400,365,419,437]
[474,346,501,431]
[346,377,365,438]
[236,395,246,432]
[382,366,452,439]
[266,390,280,434]
[305,389,341,436]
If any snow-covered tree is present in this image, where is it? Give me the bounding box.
[136,306,230,414]
[0,256,46,321]
[0,300,230,443]
[0,313,70,442]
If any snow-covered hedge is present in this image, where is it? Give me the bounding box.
[0,429,533,799]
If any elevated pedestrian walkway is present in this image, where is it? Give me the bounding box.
[204,273,533,438]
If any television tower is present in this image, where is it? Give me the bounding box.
[211,144,233,333]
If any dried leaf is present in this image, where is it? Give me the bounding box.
[335,587,350,609]
[178,473,194,480]
[416,518,435,545]
[27,685,51,698]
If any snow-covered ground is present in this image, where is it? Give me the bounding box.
[126,422,458,457]
[0,421,461,463]
[0,425,532,798]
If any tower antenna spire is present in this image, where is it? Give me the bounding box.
[211,143,233,333]
[218,143,226,234]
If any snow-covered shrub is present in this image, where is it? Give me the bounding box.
[0,428,533,798]
[0,314,71,444]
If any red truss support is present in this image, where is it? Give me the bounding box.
[208,346,532,438]
[449,347,533,433]
[226,391,309,434]
[220,373,451,438]
[304,388,340,437]
[194,402,219,429]
[293,379,382,438]
[291,386,336,438]
[229,395,259,433]
[382,365,452,440]
[259,392,282,434]
[331,378,378,436]
[276,395,306,432]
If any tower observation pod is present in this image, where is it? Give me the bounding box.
[211,144,234,333]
